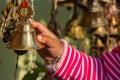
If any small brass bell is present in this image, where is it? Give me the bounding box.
[93,27,108,44]
[96,38,104,48]
[6,21,44,50]
[80,0,107,32]
[109,26,118,38]
[64,5,85,39]
[93,26,107,37]
[65,19,85,39]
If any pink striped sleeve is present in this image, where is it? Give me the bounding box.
[46,40,120,80]
[101,46,120,80]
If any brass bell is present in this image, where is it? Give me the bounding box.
[64,5,85,39]
[6,21,44,50]
[93,26,107,37]
[80,0,107,32]
[96,38,104,48]
[109,26,118,38]
[93,26,107,44]
[65,18,85,39]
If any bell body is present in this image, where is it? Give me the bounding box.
[93,26,107,36]
[80,0,107,31]
[65,19,85,39]
[81,12,107,30]
[7,21,44,50]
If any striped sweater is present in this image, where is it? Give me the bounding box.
[46,40,120,80]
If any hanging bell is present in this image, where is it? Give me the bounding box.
[6,21,44,50]
[109,26,118,38]
[80,0,107,32]
[93,26,107,44]
[96,38,104,48]
[65,18,85,39]
[64,6,85,39]
[93,26,107,37]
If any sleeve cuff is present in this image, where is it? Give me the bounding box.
[45,39,68,73]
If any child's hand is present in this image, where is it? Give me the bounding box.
[29,19,63,63]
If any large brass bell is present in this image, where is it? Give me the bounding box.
[6,1,44,51]
[80,0,107,32]
[6,21,44,50]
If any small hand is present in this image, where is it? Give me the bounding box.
[29,19,63,62]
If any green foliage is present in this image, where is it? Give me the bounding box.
[22,61,46,80]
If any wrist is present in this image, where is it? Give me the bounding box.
[45,47,63,64]
[45,39,68,73]
[45,40,63,64]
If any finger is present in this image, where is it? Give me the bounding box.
[37,35,59,48]
[29,19,57,39]
[29,19,49,33]
[37,48,53,61]
[37,34,63,59]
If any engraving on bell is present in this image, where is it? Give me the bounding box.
[6,21,44,50]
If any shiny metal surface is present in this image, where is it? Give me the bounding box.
[6,21,44,50]
[80,0,107,30]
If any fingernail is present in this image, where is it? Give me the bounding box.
[38,35,42,41]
